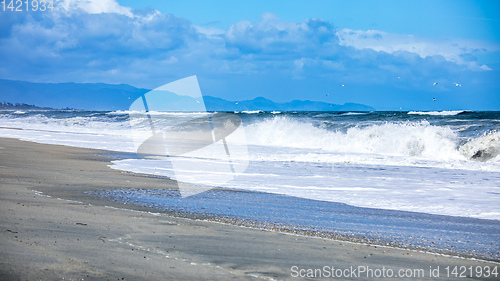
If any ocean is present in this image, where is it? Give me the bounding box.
[1,109,499,259]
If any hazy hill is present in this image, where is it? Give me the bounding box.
[0,79,149,111]
[203,96,375,111]
[0,79,375,111]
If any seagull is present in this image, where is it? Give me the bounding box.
[196,100,200,103]
[433,98,436,101]
[397,77,400,79]
[433,82,438,86]
[454,83,462,87]
[235,102,239,104]
[326,93,330,96]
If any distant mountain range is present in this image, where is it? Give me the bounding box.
[0,79,375,111]
[204,96,375,111]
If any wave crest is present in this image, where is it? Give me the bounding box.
[407,110,470,116]
[459,131,500,162]
[245,116,473,161]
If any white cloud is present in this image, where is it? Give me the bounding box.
[224,13,338,55]
[56,0,133,17]
[337,28,496,71]
[193,25,225,39]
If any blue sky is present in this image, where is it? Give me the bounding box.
[0,0,499,110]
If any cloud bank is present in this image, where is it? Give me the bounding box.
[337,28,494,71]
[0,0,498,109]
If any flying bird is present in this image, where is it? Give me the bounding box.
[454,83,462,87]
[341,84,346,87]
[433,98,436,101]
[433,82,438,86]
[326,93,330,96]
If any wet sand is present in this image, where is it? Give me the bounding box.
[0,137,498,280]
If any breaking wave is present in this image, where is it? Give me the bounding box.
[244,116,498,162]
[407,110,470,116]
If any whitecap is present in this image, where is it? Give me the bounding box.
[407,110,469,116]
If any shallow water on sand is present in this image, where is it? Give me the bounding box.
[93,188,500,261]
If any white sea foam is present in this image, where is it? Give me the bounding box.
[458,131,500,161]
[240,110,263,114]
[244,116,491,162]
[341,112,368,116]
[408,110,469,116]
[110,153,500,220]
[0,113,136,152]
[107,110,209,116]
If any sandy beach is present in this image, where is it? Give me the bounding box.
[0,137,498,280]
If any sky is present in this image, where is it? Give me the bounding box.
[0,0,499,110]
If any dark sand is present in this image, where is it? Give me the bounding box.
[0,137,498,280]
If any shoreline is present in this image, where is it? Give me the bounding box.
[94,189,500,262]
[27,187,500,264]
[31,188,500,266]
[1,137,499,280]
[89,182,500,261]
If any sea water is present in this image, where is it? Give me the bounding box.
[1,110,499,220]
